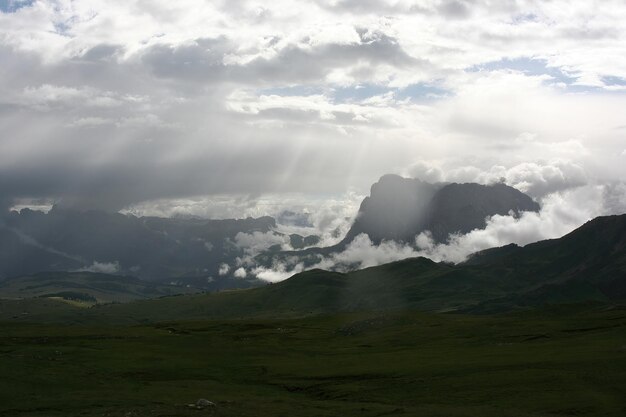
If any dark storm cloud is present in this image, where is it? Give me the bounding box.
[141,30,422,85]
[141,37,232,82]
[0,98,395,211]
[78,44,125,63]
[0,40,399,211]
[0,44,146,100]
[438,0,472,19]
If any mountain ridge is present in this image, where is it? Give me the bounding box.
[4,214,622,323]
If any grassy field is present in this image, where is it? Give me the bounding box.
[1,304,625,417]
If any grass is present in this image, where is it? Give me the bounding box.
[1,305,625,416]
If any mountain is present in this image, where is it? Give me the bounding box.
[0,175,539,281]
[10,214,620,324]
[0,271,202,304]
[344,174,540,244]
[0,270,267,305]
[0,226,83,279]
[0,207,275,280]
[461,214,626,312]
[256,175,540,269]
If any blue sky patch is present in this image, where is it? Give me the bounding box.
[332,83,450,103]
[396,83,449,101]
[259,83,450,103]
[602,76,626,87]
[467,57,576,85]
[332,84,390,102]
[0,0,34,13]
[467,58,626,94]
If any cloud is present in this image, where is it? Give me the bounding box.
[218,263,230,276]
[414,184,616,263]
[253,262,305,283]
[406,159,589,198]
[493,161,588,197]
[123,192,364,248]
[234,231,290,253]
[317,233,422,271]
[80,261,120,274]
[406,161,445,183]
[13,84,139,111]
[233,267,247,278]
[439,1,471,19]
[453,160,588,198]
[0,0,625,215]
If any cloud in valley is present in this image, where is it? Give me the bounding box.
[80,261,121,275]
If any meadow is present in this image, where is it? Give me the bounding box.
[1,304,625,417]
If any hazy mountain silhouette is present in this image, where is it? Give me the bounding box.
[0,206,275,280]
[17,214,620,324]
[0,175,545,282]
[344,174,540,244]
[256,175,541,268]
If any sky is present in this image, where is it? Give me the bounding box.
[1,0,625,222]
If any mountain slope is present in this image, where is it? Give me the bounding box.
[462,214,626,311]
[0,207,275,280]
[3,214,624,323]
[125,214,626,320]
[0,227,83,278]
[0,271,201,303]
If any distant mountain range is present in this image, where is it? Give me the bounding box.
[2,214,623,323]
[0,269,271,304]
[0,175,542,281]
[117,214,626,320]
[0,206,303,280]
[0,271,201,304]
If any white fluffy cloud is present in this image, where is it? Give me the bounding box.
[80,261,120,274]
[234,231,290,256]
[218,263,230,276]
[407,159,590,198]
[233,267,247,279]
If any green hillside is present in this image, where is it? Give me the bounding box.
[0,271,200,304]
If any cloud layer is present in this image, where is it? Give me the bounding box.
[0,1,625,214]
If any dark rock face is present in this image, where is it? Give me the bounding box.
[425,182,540,243]
[345,175,540,244]
[343,175,439,244]
[289,234,321,249]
